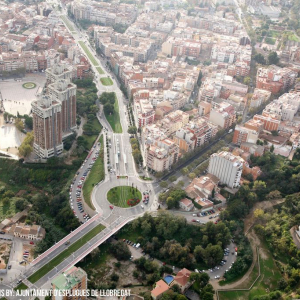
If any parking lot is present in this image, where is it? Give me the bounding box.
[69,141,101,222]
[172,207,223,225]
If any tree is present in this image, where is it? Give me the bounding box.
[128,126,137,134]
[254,53,266,65]
[268,51,279,65]
[169,175,177,182]
[103,103,114,115]
[160,181,169,188]
[254,208,264,220]
[270,144,274,153]
[243,77,251,85]
[15,199,27,211]
[15,118,24,132]
[266,190,281,200]
[188,173,196,180]
[110,241,131,260]
[181,167,189,175]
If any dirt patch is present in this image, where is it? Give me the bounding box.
[90,256,141,287]
[0,241,12,269]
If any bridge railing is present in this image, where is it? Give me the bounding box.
[30,213,102,266]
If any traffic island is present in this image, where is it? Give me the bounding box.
[107,186,142,208]
[22,82,36,89]
[100,77,113,86]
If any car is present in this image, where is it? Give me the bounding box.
[0,231,5,234]
[17,279,22,284]
[19,261,25,265]
[162,262,166,266]
[141,205,144,209]
[30,241,34,245]
[8,265,11,269]
[215,275,220,279]
[133,243,136,247]
[209,216,213,219]
[109,205,114,209]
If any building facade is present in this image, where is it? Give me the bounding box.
[32,95,63,159]
[208,151,243,188]
[48,79,77,135]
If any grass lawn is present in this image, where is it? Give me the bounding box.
[264,37,276,45]
[28,224,105,283]
[100,77,113,86]
[107,186,142,208]
[96,66,104,74]
[269,30,280,38]
[82,119,102,150]
[0,195,19,222]
[61,16,75,32]
[105,95,122,133]
[287,32,300,42]
[83,135,104,209]
[78,41,98,66]
[14,283,28,291]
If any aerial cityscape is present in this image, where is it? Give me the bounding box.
[0,0,300,299]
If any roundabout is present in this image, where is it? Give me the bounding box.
[22,82,37,89]
[107,186,142,208]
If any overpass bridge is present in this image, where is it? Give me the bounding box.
[17,214,137,289]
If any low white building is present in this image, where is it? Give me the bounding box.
[179,198,194,211]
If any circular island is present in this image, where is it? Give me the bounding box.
[107,186,142,208]
[22,82,37,89]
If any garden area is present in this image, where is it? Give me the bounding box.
[61,16,75,32]
[22,82,36,89]
[83,135,105,209]
[100,77,113,86]
[99,92,122,133]
[96,66,104,74]
[78,41,98,66]
[107,186,142,208]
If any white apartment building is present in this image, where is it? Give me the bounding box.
[146,138,179,172]
[208,151,243,188]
